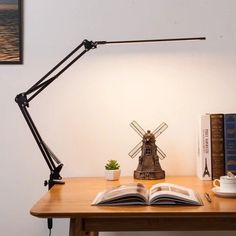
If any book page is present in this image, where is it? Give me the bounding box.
[149,183,202,205]
[92,183,149,205]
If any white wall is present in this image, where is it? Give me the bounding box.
[1,0,236,235]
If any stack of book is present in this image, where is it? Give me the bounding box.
[197,113,236,180]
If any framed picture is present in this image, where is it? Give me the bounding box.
[0,0,23,64]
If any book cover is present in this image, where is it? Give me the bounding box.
[197,114,212,180]
[210,114,225,179]
[224,114,236,175]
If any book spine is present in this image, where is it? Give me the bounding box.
[210,114,225,179]
[224,114,236,175]
[197,114,212,180]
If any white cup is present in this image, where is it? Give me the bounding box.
[213,175,236,192]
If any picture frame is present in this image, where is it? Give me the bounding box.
[0,0,23,64]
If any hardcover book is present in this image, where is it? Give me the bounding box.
[210,114,225,179]
[92,182,203,206]
[224,114,236,175]
[197,114,212,180]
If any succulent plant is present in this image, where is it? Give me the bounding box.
[105,159,120,170]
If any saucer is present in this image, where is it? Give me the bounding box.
[212,187,236,197]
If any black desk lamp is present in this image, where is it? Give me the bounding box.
[15,37,205,188]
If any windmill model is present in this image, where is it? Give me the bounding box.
[129,121,168,180]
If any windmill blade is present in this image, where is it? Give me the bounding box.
[152,122,168,139]
[156,146,166,160]
[128,141,142,158]
[130,120,146,138]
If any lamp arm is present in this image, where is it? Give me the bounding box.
[15,40,98,188]
[15,93,64,188]
[24,37,205,103]
[25,40,97,101]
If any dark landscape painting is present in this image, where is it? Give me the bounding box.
[0,0,22,64]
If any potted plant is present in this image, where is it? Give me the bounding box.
[105,159,121,181]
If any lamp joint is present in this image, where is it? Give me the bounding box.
[83,39,97,51]
[15,93,29,107]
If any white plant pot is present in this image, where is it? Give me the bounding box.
[105,169,121,181]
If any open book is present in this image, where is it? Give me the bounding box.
[92,182,203,206]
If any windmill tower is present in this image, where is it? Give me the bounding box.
[129,121,168,180]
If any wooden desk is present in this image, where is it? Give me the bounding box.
[31,176,236,236]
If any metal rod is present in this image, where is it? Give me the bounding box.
[18,104,55,171]
[27,49,88,102]
[97,37,206,45]
[27,41,85,94]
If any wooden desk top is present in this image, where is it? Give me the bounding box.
[31,176,236,219]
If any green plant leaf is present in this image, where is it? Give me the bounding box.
[105,159,120,170]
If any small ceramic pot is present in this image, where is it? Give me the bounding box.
[105,169,121,181]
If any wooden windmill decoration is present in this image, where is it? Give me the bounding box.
[129,121,168,180]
